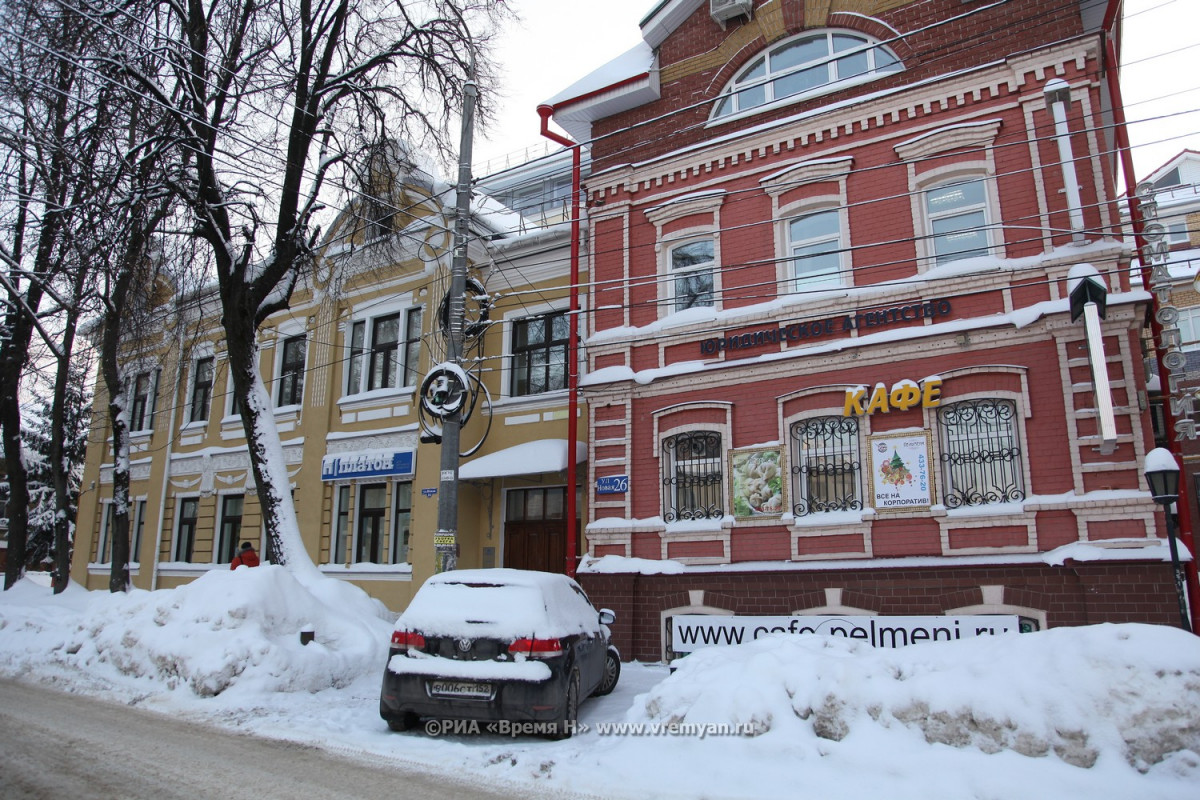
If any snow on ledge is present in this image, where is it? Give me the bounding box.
[575,540,1185,576]
[579,555,687,575]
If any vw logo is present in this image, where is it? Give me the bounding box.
[455,637,473,653]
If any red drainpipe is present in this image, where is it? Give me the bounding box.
[1102,7,1200,632]
[538,104,582,578]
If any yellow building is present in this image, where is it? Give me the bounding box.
[72,148,587,612]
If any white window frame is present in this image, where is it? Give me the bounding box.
[344,302,424,398]
[1166,217,1190,245]
[913,167,999,269]
[787,206,846,291]
[1177,307,1200,351]
[711,29,902,121]
[667,238,717,312]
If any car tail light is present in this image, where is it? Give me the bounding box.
[390,630,425,652]
[508,637,562,659]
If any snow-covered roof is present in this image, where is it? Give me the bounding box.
[541,42,658,144]
[1141,149,1200,189]
[458,439,587,480]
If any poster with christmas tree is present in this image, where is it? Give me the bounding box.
[867,431,934,511]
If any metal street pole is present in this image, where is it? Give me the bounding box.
[1163,511,1193,632]
[434,78,478,573]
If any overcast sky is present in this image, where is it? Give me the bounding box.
[473,0,1200,182]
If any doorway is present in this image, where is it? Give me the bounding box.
[503,486,579,573]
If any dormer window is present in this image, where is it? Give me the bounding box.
[712,30,901,119]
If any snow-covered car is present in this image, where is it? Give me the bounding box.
[379,568,620,739]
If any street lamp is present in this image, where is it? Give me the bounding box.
[1144,448,1193,631]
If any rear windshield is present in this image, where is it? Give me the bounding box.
[400,581,551,640]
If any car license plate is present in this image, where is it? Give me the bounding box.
[429,680,493,698]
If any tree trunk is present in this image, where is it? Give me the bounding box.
[223,317,321,582]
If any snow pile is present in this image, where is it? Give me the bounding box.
[632,624,1200,772]
[2,574,1200,798]
[0,568,393,697]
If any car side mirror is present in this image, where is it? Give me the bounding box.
[598,608,616,625]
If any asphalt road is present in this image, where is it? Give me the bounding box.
[0,678,562,800]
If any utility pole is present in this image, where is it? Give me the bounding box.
[433,77,478,573]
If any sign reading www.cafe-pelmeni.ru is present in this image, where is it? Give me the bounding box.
[669,614,1021,655]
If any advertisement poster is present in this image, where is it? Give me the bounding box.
[729,448,785,518]
[867,432,934,511]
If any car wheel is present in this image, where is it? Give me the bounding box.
[385,712,418,732]
[547,668,579,740]
[592,647,621,697]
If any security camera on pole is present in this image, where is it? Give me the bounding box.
[433,76,478,573]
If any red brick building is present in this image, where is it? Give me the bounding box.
[543,0,1189,660]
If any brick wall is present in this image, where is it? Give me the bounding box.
[590,0,1087,171]
[580,561,1183,661]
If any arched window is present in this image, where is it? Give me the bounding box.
[712,30,901,119]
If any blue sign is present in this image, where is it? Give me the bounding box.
[321,450,414,481]
[596,475,629,495]
[421,488,437,498]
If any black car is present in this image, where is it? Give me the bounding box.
[380,568,620,739]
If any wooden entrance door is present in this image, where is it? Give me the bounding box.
[503,486,579,574]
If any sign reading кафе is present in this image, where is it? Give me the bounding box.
[669,614,1023,655]
[699,299,953,356]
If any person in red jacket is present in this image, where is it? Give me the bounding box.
[230,542,260,569]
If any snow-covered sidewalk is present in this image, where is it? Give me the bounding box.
[1,568,1197,799]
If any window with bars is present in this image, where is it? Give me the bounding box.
[789,416,862,516]
[661,430,724,522]
[276,336,306,407]
[510,310,569,396]
[189,357,214,423]
[936,398,1025,508]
